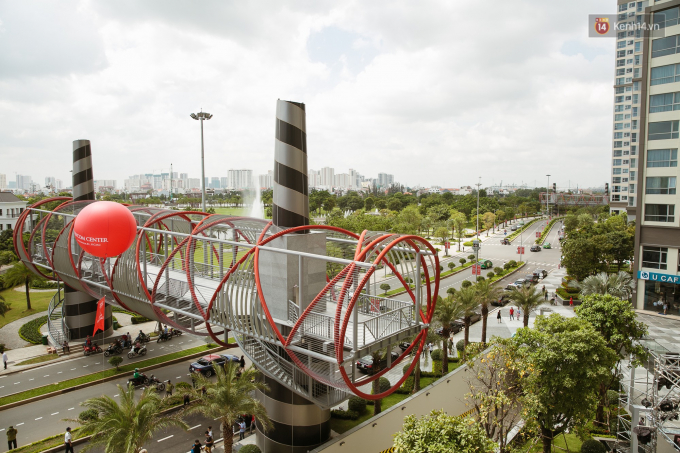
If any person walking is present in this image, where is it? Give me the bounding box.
[516,307,521,319]
[6,425,17,450]
[544,291,548,301]
[239,419,246,441]
[62,340,70,355]
[165,380,173,397]
[497,310,502,323]
[64,427,74,453]
[204,430,214,453]
[208,426,213,439]
[569,296,573,308]
[509,307,514,321]
[663,302,669,315]
[190,439,202,453]
[239,355,246,370]
[183,393,190,406]
[250,415,256,434]
[541,285,545,294]
[2,351,7,370]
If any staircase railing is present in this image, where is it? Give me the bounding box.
[46,282,69,349]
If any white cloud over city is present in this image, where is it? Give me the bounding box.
[0,0,614,189]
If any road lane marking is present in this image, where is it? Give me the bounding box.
[44,375,49,377]
[83,365,88,367]
[58,372,62,374]
[16,423,24,426]
[14,382,20,384]
[68,407,74,410]
[35,417,42,420]
[157,435,174,442]
[176,376,181,379]
[29,378,33,381]
[51,412,59,415]
[114,394,119,397]
[189,424,201,430]
[71,368,76,370]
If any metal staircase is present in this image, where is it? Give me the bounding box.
[46,283,70,349]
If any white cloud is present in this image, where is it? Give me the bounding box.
[0,0,614,189]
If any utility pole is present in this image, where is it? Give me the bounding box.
[476,177,481,241]
[546,174,551,218]
[169,163,173,201]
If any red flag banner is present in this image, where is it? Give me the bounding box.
[93,297,106,336]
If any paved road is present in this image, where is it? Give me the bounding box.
[0,334,206,397]
[0,347,250,447]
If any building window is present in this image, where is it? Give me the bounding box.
[615,95,624,103]
[632,120,638,129]
[635,41,643,53]
[648,121,680,140]
[631,158,637,167]
[613,177,622,183]
[612,195,621,201]
[618,50,626,58]
[630,183,636,192]
[647,149,678,167]
[652,34,680,57]
[653,6,680,29]
[615,123,624,130]
[614,141,623,148]
[649,92,680,112]
[619,40,628,49]
[614,159,623,166]
[646,176,677,194]
[632,145,637,155]
[614,132,624,139]
[645,204,675,223]
[617,59,626,67]
[633,107,638,117]
[613,168,622,175]
[615,105,624,112]
[635,55,641,66]
[615,113,624,121]
[620,3,628,11]
[631,170,636,181]
[617,68,626,76]
[642,246,668,269]
[632,94,638,104]
[650,64,680,85]
[614,150,623,157]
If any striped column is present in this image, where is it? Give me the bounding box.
[273,100,309,230]
[64,139,112,340]
[73,140,95,201]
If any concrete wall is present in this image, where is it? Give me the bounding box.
[311,363,473,453]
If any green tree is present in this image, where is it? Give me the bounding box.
[453,286,481,358]
[448,262,455,271]
[561,236,606,281]
[375,198,386,210]
[578,213,594,228]
[108,356,123,370]
[434,227,449,250]
[380,283,390,295]
[72,384,189,453]
[0,293,9,317]
[512,314,617,453]
[482,212,495,236]
[433,295,466,374]
[183,362,273,452]
[577,271,634,300]
[395,205,422,234]
[450,210,467,251]
[474,280,504,343]
[506,285,544,327]
[563,214,578,232]
[323,197,336,212]
[393,410,496,453]
[364,197,375,211]
[4,262,41,310]
[387,198,402,212]
[427,204,451,222]
[0,251,17,266]
[575,294,648,423]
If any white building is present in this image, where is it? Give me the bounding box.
[0,174,6,190]
[320,167,335,187]
[308,169,321,188]
[228,169,253,190]
[259,170,273,190]
[334,173,351,189]
[16,175,32,191]
[377,173,394,188]
[94,180,117,192]
[0,192,27,232]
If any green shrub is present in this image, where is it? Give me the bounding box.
[456,339,465,352]
[508,260,517,267]
[486,272,494,279]
[606,390,619,406]
[463,241,473,247]
[239,446,262,453]
[29,279,61,289]
[494,267,504,275]
[108,356,123,370]
[0,344,5,353]
[403,363,413,376]
[396,376,415,394]
[370,377,391,395]
[78,408,99,423]
[348,396,367,414]
[446,287,456,296]
[331,409,359,420]
[448,262,455,271]
[476,276,485,282]
[461,281,472,288]
[131,316,151,325]
[581,439,606,453]
[430,349,442,361]
[176,382,192,390]
[468,254,475,260]
[459,258,466,265]
[19,315,48,344]
[503,262,512,270]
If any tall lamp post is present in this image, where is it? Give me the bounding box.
[190,111,213,212]
[546,174,551,218]
[476,177,481,240]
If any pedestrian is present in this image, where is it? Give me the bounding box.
[251,415,256,434]
[183,393,190,406]
[569,296,573,307]
[204,430,214,453]
[165,379,173,397]
[239,419,246,441]
[208,426,213,439]
[239,355,246,370]
[86,335,91,347]
[201,385,207,397]
[664,302,668,315]
[2,351,7,370]
[517,307,521,319]
[429,343,434,356]
[62,340,70,355]
[544,291,548,301]
[497,310,502,323]
[509,307,514,320]
[64,427,74,453]
[541,285,545,294]
[190,439,202,453]
[6,425,17,450]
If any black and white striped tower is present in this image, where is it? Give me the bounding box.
[64,140,113,340]
[273,100,309,230]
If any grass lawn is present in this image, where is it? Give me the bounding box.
[12,428,84,453]
[16,355,59,366]
[213,207,251,216]
[517,432,584,453]
[0,344,221,407]
[0,287,56,329]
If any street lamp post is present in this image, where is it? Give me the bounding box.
[476,177,481,241]
[546,174,551,218]
[190,111,213,212]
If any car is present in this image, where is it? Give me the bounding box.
[189,354,240,377]
[524,274,539,284]
[543,242,552,249]
[434,321,464,336]
[534,269,548,278]
[479,259,493,269]
[514,279,530,288]
[500,238,510,245]
[505,283,520,291]
[511,226,518,231]
[530,245,541,252]
[357,351,400,374]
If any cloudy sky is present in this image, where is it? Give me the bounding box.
[0,0,614,190]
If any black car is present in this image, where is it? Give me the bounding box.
[189,354,240,377]
[356,351,400,374]
[524,274,539,284]
[534,269,548,278]
[530,245,541,252]
[434,321,464,336]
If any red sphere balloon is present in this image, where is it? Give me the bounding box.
[73,201,137,258]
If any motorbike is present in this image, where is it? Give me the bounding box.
[135,333,151,344]
[157,331,173,343]
[171,328,182,337]
[83,342,102,356]
[127,373,166,391]
[127,373,150,388]
[147,375,166,392]
[104,342,123,357]
[127,344,148,359]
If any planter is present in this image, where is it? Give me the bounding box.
[556,294,581,306]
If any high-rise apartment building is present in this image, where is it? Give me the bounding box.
[377,173,394,188]
[45,177,56,189]
[308,169,321,188]
[220,177,229,189]
[630,0,680,316]
[259,170,273,189]
[210,177,221,189]
[227,169,253,190]
[320,167,335,187]
[334,173,351,189]
[16,175,32,191]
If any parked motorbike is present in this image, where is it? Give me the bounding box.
[135,333,151,343]
[127,344,148,359]
[171,328,182,337]
[147,375,166,392]
[83,342,102,356]
[104,342,123,357]
[157,331,173,343]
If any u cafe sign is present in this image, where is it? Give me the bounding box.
[637,271,680,284]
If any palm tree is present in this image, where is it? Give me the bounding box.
[507,285,544,327]
[72,384,188,453]
[4,262,41,310]
[433,295,466,374]
[183,362,272,452]
[453,286,481,359]
[0,293,9,318]
[577,271,634,300]
[474,280,505,345]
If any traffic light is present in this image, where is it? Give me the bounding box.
[605,183,609,197]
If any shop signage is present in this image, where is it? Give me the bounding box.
[637,271,680,284]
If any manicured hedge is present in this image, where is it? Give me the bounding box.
[239,446,262,453]
[19,315,48,344]
[331,409,359,420]
[131,316,152,324]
